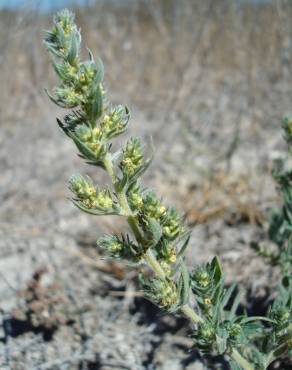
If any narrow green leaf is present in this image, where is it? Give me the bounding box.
[94,56,104,84]
[211,256,222,284]
[146,218,162,247]
[67,32,78,64]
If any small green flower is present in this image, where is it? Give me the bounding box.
[140,192,166,220]
[69,175,114,211]
[155,239,177,266]
[54,86,82,107]
[127,184,144,211]
[193,321,216,351]
[158,251,177,276]
[75,124,92,142]
[161,208,182,240]
[94,189,113,209]
[141,277,179,310]
[165,247,177,264]
[97,234,142,261]
[192,267,210,289]
[203,297,212,307]
[199,322,215,341]
[56,9,75,32]
[228,323,242,339]
[120,138,143,176]
[53,61,79,84]
[160,260,172,276]
[270,307,290,327]
[79,65,93,83]
[100,105,130,140]
[74,124,107,160]
[69,174,96,200]
[44,9,81,61]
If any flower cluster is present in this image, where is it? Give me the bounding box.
[45,10,80,63]
[100,105,130,140]
[98,234,144,262]
[120,138,144,176]
[69,174,118,215]
[191,259,221,317]
[190,257,260,354]
[44,9,129,167]
[127,183,144,211]
[141,277,179,310]
[130,190,184,273]
[45,9,102,115]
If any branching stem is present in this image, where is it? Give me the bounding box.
[181,304,203,324]
[230,349,255,370]
[144,248,166,279]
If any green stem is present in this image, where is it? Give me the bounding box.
[126,215,143,242]
[104,153,146,242]
[181,304,203,324]
[144,249,166,279]
[144,249,203,324]
[145,248,203,325]
[104,153,116,185]
[230,349,254,370]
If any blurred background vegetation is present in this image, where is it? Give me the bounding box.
[1,0,292,163]
[2,0,292,219]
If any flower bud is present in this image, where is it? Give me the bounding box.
[161,208,182,240]
[75,124,92,142]
[127,184,144,211]
[55,86,82,107]
[142,277,179,310]
[69,174,96,200]
[228,323,242,339]
[100,105,130,140]
[74,124,107,160]
[156,240,177,266]
[44,9,81,62]
[98,234,141,261]
[120,138,143,176]
[191,267,210,289]
[69,175,114,211]
[198,322,215,342]
[270,307,290,327]
[94,190,113,209]
[140,192,166,220]
[98,235,124,259]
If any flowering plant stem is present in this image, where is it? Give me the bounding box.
[44,10,291,370]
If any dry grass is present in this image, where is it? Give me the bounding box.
[185,170,266,225]
[1,1,292,120]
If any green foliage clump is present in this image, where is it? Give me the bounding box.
[44,10,292,370]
